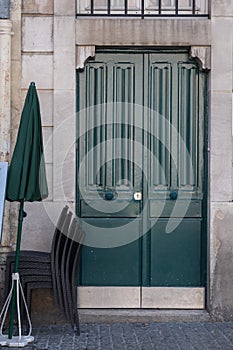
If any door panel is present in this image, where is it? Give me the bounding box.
[77,53,143,287]
[148,62,171,191]
[80,219,141,286]
[77,54,143,218]
[80,200,141,217]
[147,54,204,200]
[149,199,202,218]
[147,219,202,286]
[145,53,206,291]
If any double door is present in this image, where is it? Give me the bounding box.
[76,50,207,308]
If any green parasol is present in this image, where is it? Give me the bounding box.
[5,82,48,339]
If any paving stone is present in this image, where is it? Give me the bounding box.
[2,322,233,350]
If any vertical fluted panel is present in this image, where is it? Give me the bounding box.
[83,60,136,190]
[150,63,171,189]
[178,63,199,189]
[113,63,135,189]
[86,64,106,188]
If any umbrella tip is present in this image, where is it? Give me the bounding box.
[30,82,36,86]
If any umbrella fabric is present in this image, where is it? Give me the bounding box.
[6,82,48,202]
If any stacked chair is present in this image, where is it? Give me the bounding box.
[5,206,85,334]
[61,219,85,331]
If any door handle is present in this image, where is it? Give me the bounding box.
[170,190,178,200]
[104,189,115,201]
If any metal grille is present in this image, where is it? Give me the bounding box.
[77,0,209,17]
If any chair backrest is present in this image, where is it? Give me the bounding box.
[50,206,70,307]
[70,224,85,284]
[63,221,85,326]
[55,211,72,272]
[66,224,81,280]
[60,217,77,285]
[54,210,72,313]
[70,225,85,316]
[50,205,68,257]
[60,217,77,319]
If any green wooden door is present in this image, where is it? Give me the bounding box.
[76,50,207,308]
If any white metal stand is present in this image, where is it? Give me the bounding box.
[0,273,34,347]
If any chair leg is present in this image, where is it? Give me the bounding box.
[71,280,80,335]
[74,307,80,335]
[66,280,74,328]
[5,259,12,298]
[26,283,32,319]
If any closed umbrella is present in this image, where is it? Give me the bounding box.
[0,82,48,347]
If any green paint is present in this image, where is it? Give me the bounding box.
[146,219,202,286]
[77,50,207,289]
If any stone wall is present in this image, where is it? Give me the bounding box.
[0,17,12,303]
[19,0,55,252]
[209,0,233,321]
[74,1,233,319]
[19,0,76,253]
[0,0,233,320]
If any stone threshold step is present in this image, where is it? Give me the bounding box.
[79,309,211,323]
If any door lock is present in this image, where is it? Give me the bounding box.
[170,190,178,200]
[134,192,142,201]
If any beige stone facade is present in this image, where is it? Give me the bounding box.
[0,0,233,320]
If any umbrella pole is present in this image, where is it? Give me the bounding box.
[8,200,25,339]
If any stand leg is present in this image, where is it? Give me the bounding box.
[0,284,14,336]
[9,201,25,339]
[0,273,34,347]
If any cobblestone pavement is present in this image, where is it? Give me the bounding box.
[2,322,233,350]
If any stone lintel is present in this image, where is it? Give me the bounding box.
[76,19,211,47]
